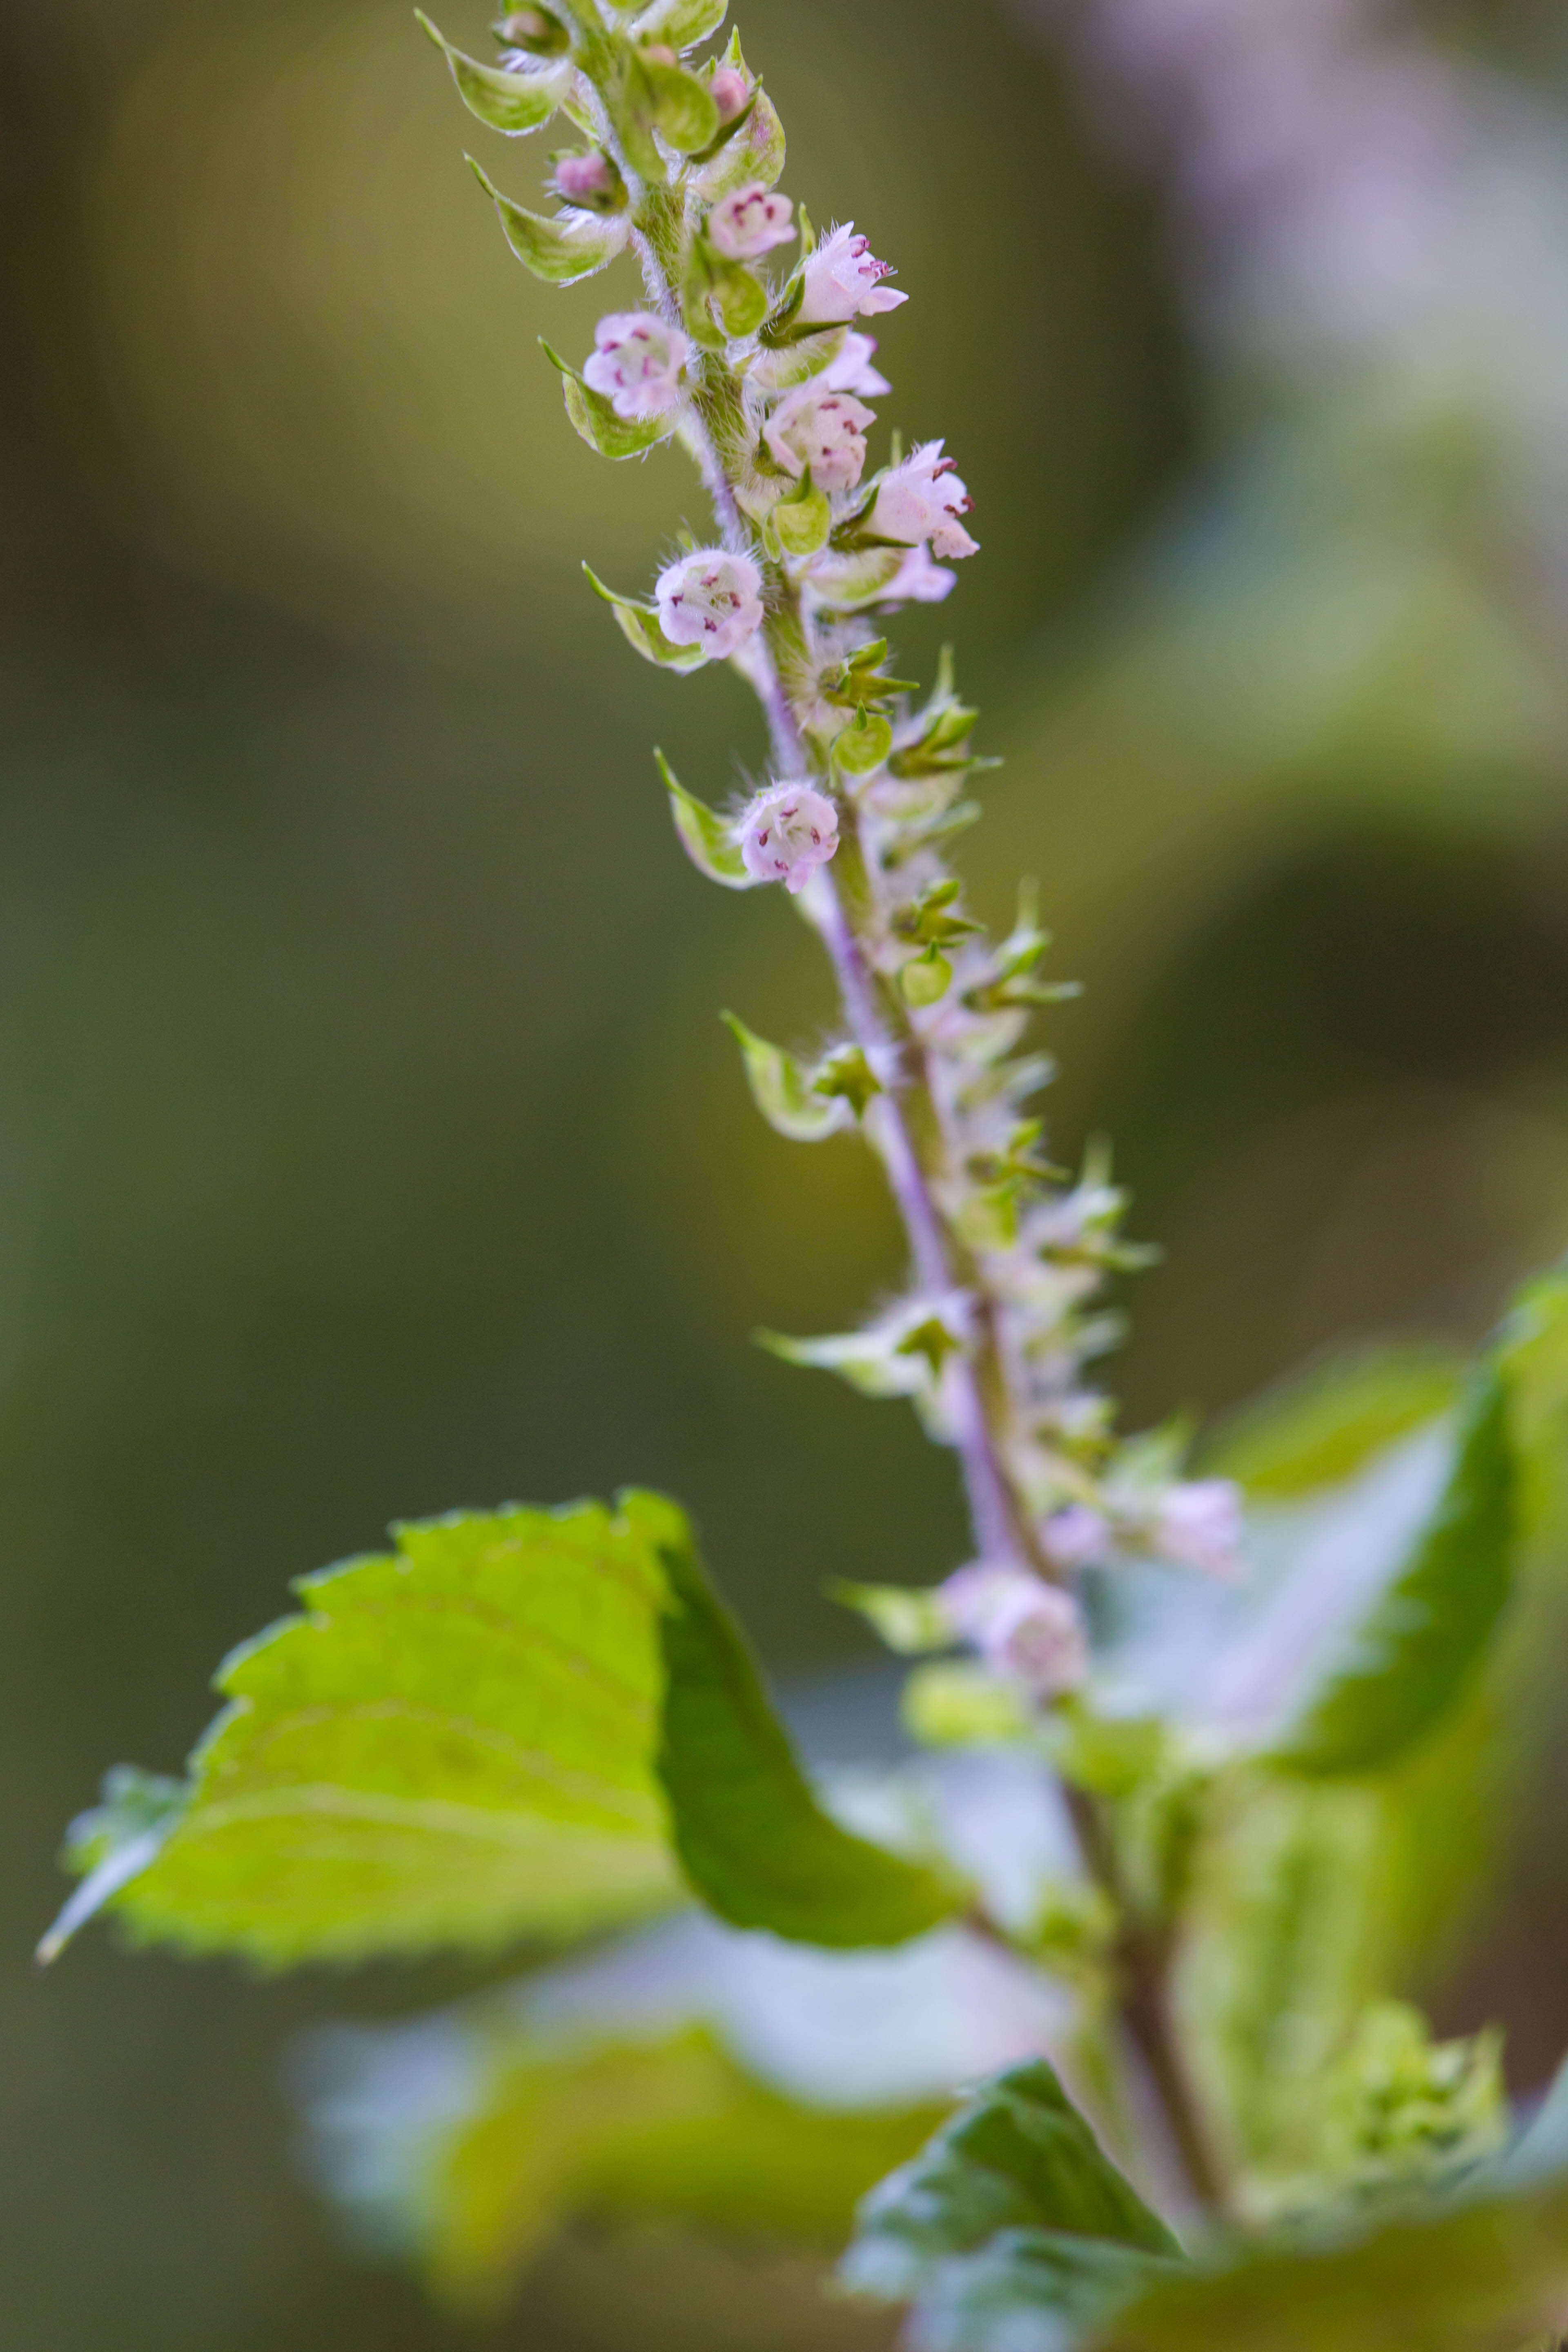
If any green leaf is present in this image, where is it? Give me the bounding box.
[720,1013,853,1142]
[583,565,708,669]
[630,0,728,51]
[308,2013,941,2313]
[1173,1775,1392,2187]
[654,751,750,886]
[907,2233,1173,2352]
[1271,1368,1515,1776]
[830,1579,953,1655]
[655,1528,961,1945]
[843,2060,1181,2307]
[38,1766,187,1963]
[417,13,568,134]
[49,1492,959,1964]
[1089,2166,1568,2352]
[1203,1344,1462,1501]
[539,341,676,460]
[468,156,628,284]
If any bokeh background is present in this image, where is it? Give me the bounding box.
[7,0,1568,2343]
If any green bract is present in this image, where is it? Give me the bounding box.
[417,13,569,134]
[655,751,751,884]
[721,1012,856,1142]
[43,1494,960,1964]
[468,158,628,284]
[583,565,707,668]
[540,340,677,459]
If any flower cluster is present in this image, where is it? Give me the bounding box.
[458,0,1244,1726]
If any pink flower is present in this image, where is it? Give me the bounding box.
[1040,1504,1112,1572]
[708,182,795,262]
[1155,1479,1244,1579]
[582,313,688,421]
[737,783,839,891]
[940,1564,1088,1698]
[655,548,764,659]
[763,386,875,493]
[871,439,979,559]
[823,331,891,398]
[797,223,908,325]
[708,63,750,122]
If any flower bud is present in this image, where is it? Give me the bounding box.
[1154,1479,1243,1579]
[763,386,875,494]
[939,1564,1089,1698]
[637,40,678,66]
[1040,1504,1111,1572]
[551,148,626,212]
[737,784,839,893]
[582,313,687,420]
[655,548,765,659]
[797,222,907,327]
[709,64,751,122]
[707,182,795,262]
[490,5,570,54]
[871,439,978,560]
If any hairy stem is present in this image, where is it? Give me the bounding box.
[606,96,1218,2213]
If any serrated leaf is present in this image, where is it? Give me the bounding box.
[540,340,676,460]
[417,13,568,134]
[1270,1368,1514,1776]
[655,1529,960,1945]
[1089,2164,1568,2352]
[654,751,750,885]
[584,566,708,669]
[49,1492,960,1963]
[469,157,628,284]
[843,2060,1181,2308]
[630,0,728,51]
[721,1013,853,1142]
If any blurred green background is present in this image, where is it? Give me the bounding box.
[7,0,1568,2343]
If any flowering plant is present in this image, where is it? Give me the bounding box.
[42,5,1568,2348]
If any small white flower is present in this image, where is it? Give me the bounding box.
[1155,1479,1244,1579]
[798,223,908,326]
[582,313,688,422]
[763,386,876,492]
[878,545,957,605]
[708,63,750,122]
[823,331,891,398]
[655,547,764,659]
[737,782,839,892]
[1040,1504,1112,1572]
[708,182,795,262]
[871,439,979,559]
[940,1564,1088,1697]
